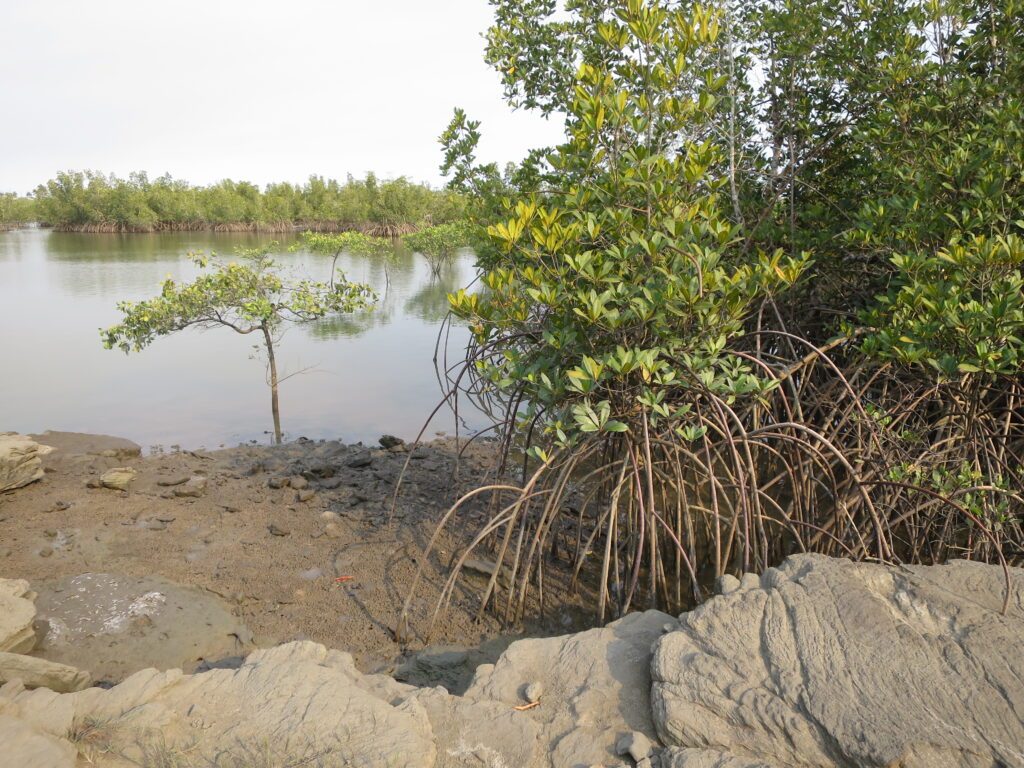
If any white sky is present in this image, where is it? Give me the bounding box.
[0,0,565,194]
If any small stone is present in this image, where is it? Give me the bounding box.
[289,476,309,490]
[297,489,315,503]
[51,500,71,512]
[174,475,208,498]
[616,731,653,762]
[524,681,543,704]
[157,475,191,487]
[346,452,373,469]
[323,523,343,539]
[38,546,53,558]
[379,435,405,449]
[99,467,137,491]
[268,477,290,489]
[269,523,290,537]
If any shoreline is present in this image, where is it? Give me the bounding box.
[0,430,589,686]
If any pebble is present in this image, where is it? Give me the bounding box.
[268,477,290,489]
[39,546,53,558]
[524,681,543,704]
[289,476,309,490]
[615,732,653,762]
[157,474,191,487]
[269,523,290,537]
[297,489,315,503]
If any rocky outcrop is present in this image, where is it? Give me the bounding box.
[0,433,52,492]
[651,554,1024,767]
[0,557,1020,768]
[0,610,671,768]
[464,608,673,766]
[0,579,37,654]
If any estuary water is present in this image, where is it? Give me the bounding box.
[0,227,483,449]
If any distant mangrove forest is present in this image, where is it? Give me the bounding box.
[0,171,467,235]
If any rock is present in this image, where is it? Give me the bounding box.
[617,731,654,762]
[379,434,405,449]
[0,715,77,768]
[269,476,290,489]
[290,475,309,490]
[394,646,473,692]
[269,523,290,537]
[0,652,91,692]
[156,474,190,487]
[0,433,53,492]
[0,642,434,766]
[346,451,374,468]
[173,475,207,498]
[524,680,543,704]
[31,431,141,463]
[462,558,513,588]
[297,488,315,503]
[0,579,37,654]
[465,609,672,766]
[323,523,343,539]
[651,555,1024,768]
[98,467,136,491]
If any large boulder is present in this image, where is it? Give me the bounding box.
[0,433,52,492]
[0,579,37,654]
[651,554,1024,767]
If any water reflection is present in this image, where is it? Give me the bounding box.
[0,227,485,448]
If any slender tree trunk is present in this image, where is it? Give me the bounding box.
[262,323,282,444]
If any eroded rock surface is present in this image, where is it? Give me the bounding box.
[1,556,1020,767]
[651,554,1024,768]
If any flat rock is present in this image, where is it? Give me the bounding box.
[0,652,91,692]
[651,555,1024,767]
[0,433,53,492]
[0,579,37,654]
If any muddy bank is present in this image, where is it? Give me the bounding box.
[0,431,589,684]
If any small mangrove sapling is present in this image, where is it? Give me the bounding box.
[101,246,375,443]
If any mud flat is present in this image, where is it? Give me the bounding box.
[0,431,589,685]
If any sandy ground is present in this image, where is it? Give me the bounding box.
[0,431,590,684]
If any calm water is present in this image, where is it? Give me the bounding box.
[0,227,483,449]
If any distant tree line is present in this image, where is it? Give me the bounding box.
[2,171,466,234]
[0,193,35,230]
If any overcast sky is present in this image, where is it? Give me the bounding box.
[0,0,565,194]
